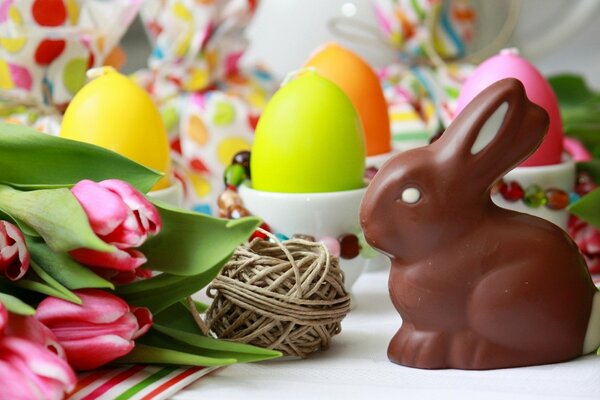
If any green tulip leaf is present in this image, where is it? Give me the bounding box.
[115,342,236,367]
[28,261,81,304]
[27,238,114,290]
[0,292,36,315]
[116,258,227,314]
[0,185,114,253]
[0,122,162,192]
[548,74,599,106]
[153,303,282,362]
[569,187,600,229]
[10,274,82,304]
[141,200,260,276]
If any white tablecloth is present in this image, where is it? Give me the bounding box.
[176,269,600,400]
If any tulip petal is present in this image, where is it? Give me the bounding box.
[100,179,162,236]
[0,221,29,280]
[4,314,65,359]
[2,337,76,393]
[69,247,147,271]
[36,289,129,325]
[131,307,153,339]
[61,334,135,370]
[71,180,129,237]
[48,313,140,342]
[101,208,148,249]
[0,301,7,333]
[0,359,43,400]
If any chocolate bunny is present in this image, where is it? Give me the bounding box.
[360,78,600,369]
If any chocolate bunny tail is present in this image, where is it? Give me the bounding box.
[584,292,600,353]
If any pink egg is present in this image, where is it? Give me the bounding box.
[456,49,563,167]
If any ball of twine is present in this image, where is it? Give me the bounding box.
[205,235,351,358]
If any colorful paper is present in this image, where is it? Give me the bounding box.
[372,0,476,60]
[137,0,275,214]
[67,365,217,400]
[378,62,473,150]
[0,0,141,107]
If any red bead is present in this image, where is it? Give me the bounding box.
[545,188,570,210]
[364,166,378,181]
[500,181,524,202]
[34,39,66,65]
[339,234,360,259]
[250,222,271,241]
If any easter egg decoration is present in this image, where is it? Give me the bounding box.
[251,71,366,193]
[60,67,171,190]
[304,43,391,157]
[456,49,563,167]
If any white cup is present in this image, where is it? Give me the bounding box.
[238,184,369,289]
[492,158,576,230]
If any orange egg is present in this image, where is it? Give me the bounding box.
[304,42,391,156]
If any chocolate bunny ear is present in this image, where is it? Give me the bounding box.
[435,78,549,190]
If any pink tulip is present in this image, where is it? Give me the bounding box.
[0,302,76,400]
[0,220,29,280]
[36,289,152,371]
[70,179,161,272]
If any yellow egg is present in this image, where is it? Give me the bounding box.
[60,67,171,190]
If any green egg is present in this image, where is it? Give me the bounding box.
[251,71,366,193]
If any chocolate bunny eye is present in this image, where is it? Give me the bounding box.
[400,187,421,204]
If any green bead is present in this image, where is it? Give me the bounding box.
[224,164,247,187]
[523,184,547,208]
[358,231,379,259]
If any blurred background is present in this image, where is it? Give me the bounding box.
[120,0,600,87]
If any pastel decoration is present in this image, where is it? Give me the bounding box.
[137,0,275,213]
[305,43,391,157]
[0,59,13,89]
[456,49,564,167]
[372,0,475,60]
[251,71,365,193]
[8,63,32,90]
[60,67,172,190]
[0,0,141,105]
[217,137,250,167]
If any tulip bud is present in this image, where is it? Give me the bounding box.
[70,179,162,272]
[36,289,152,370]
[0,220,29,280]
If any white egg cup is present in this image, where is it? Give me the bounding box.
[492,157,576,230]
[147,178,185,207]
[238,184,369,290]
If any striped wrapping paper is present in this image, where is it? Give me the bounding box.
[67,365,219,400]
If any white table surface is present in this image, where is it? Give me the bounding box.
[175,269,600,400]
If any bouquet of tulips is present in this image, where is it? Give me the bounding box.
[0,123,280,399]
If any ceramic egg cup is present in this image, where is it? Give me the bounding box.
[239,184,370,290]
[492,157,576,230]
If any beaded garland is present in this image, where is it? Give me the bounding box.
[219,151,375,260]
[490,171,596,211]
